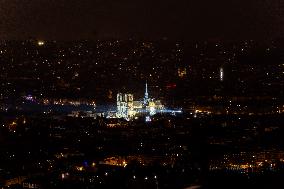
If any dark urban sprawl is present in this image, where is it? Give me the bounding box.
[0,39,284,189]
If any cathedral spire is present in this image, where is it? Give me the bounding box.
[144,81,149,104]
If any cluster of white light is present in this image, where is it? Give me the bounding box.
[220,67,224,81]
[37,40,45,46]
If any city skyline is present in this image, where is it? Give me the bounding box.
[0,1,284,188]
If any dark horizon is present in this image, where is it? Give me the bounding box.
[1,0,284,41]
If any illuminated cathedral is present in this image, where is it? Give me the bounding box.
[116,82,165,121]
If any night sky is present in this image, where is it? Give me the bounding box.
[0,0,283,40]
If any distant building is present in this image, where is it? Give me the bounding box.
[116,93,134,120]
[116,82,165,121]
[178,67,187,78]
[220,67,224,81]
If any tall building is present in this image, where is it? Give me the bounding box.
[116,93,134,120]
[220,67,224,81]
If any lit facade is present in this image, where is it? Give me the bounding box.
[116,93,134,120]
[178,67,187,78]
[116,82,165,120]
